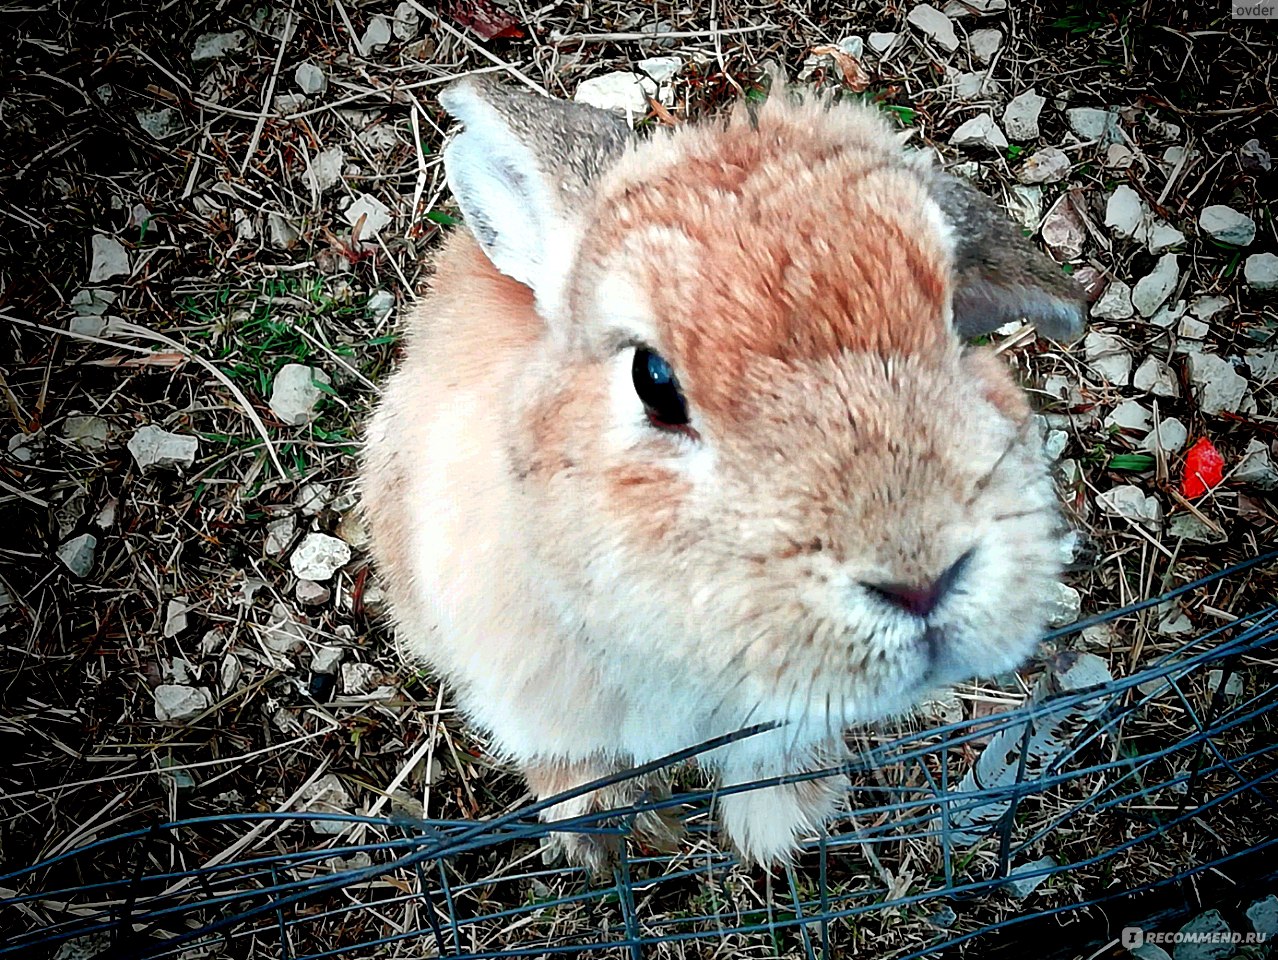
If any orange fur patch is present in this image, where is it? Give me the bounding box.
[580,99,952,424]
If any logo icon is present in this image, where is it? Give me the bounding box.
[1122,927,1145,949]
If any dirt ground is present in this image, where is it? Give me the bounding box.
[2,1,1276,958]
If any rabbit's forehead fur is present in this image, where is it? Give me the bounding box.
[569,96,959,420]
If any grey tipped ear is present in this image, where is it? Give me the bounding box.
[928,173,1086,342]
[438,77,630,318]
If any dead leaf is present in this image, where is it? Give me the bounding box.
[811,45,871,92]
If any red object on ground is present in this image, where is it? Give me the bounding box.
[1181,437,1225,498]
[445,0,524,39]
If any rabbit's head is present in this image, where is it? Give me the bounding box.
[438,77,1083,724]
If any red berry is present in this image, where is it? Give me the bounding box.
[1181,437,1225,498]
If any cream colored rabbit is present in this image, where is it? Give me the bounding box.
[362,76,1083,869]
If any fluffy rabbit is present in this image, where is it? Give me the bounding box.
[362,75,1084,869]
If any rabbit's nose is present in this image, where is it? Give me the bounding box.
[862,550,974,619]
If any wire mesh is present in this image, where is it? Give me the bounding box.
[4,551,1277,960]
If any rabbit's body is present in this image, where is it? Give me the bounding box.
[363,78,1083,867]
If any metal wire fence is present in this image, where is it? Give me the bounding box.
[5,551,1277,960]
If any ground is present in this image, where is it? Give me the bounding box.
[2,1,1276,958]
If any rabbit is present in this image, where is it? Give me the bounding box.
[361,74,1085,871]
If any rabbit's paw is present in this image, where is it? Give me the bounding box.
[526,762,684,874]
[718,773,845,866]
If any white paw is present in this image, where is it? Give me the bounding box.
[718,776,844,865]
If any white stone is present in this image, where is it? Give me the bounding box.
[941,0,1006,13]
[1143,417,1188,455]
[260,601,306,654]
[296,579,331,606]
[1248,895,1278,938]
[1104,143,1135,169]
[636,55,682,84]
[1104,400,1152,434]
[1018,146,1070,184]
[1133,356,1179,397]
[136,107,183,139]
[1234,439,1278,490]
[359,15,392,56]
[1043,429,1069,461]
[1045,583,1081,627]
[1244,252,1278,293]
[1132,254,1179,318]
[1178,316,1210,341]
[274,92,306,114]
[950,71,1000,100]
[265,515,296,556]
[574,72,654,116]
[1163,145,1191,168]
[270,364,331,426]
[312,645,346,675]
[367,290,395,317]
[154,684,213,722]
[1041,194,1086,259]
[1002,88,1044,140]
[868,31,898,53]
[1150,299,1187,329]
[95,499,117,530]
[192,30,247,63]
[295,62,327,95]
[1097,484,1161,526]
[1006,185,1041,231]
[1146,220,1185,254]
[1241,139,1272,173]
[127,426,198,471]
[87,234,130,283]
[1104,185,1145,240]
[1168,513,1223,544]
[1198,204,1256,247]
[907,4,959,52]
[1084,331,1132,385]
[1174,912,1233,960]
[1091,280,1134,320]
[1190,295,1231,321]
[63,415,110,449]
[1004,856,1057,899]
[290,533,352,582]
[57,534,97,577]
[1065,107,1120,143]
[308,146,343,192]
[1158,609,1193,636]
[392,1,421,40]
[220,654,242,691]
[968,28,1002,64]
[296,482,330,515]
[341,661,382,695]
[344,193,391,239]
[268,213,299,250]
[163,598,190,638]
[1247,348,1278,382]
[1188,353,1248,415]
[301,774,355,834]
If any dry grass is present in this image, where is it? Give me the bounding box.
[2,1,1276,958]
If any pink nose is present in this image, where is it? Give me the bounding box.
[863,551,973,619]
[865,581,945,617]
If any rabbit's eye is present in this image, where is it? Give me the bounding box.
[632,348,689,430]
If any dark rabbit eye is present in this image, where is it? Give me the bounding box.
[632,348,689,429]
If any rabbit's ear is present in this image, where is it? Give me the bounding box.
[438,77,630,318]
[928,173,1086,342]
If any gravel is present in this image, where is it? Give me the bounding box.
[127,425,198,471]
[907,4,959,52]
[290,533,352,581]
[1197,204,1256,246]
